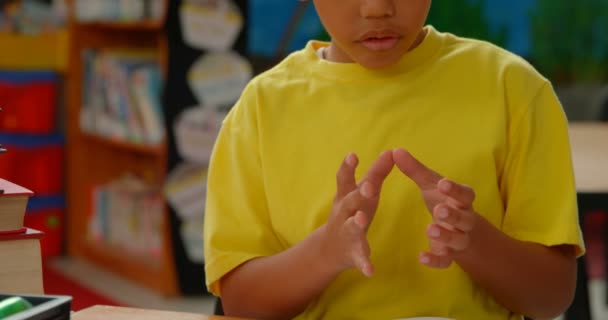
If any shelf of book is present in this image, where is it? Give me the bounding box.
[65,0,177,296]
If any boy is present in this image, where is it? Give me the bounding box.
[203,1,585,319]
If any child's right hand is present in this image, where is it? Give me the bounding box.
[320,151,394,277]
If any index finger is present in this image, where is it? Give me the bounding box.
[393,148,442,191]
[359,150,394,195]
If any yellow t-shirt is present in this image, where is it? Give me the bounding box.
[203,26,585,320]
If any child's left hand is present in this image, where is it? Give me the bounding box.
[393,148,479,269]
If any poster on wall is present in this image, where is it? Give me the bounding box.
[173,105,226,165]
[164,163,208,264]
[179,0,243,51]
[187,51,252,108]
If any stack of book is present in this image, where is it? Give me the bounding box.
[0,177,42,294]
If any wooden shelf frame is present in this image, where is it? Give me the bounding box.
[75,20,164,32]
[82,132,165,157]
[79,236,174,294]
[65,0,177,296]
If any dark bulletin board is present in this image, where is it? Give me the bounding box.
[162,0,249,295]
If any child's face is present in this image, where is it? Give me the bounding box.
[313,0,431,69]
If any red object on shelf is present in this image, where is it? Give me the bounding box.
[0,81,57,133]
[0,139,63,195]
[24,208,63,258]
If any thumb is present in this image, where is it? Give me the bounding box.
[393,148,443,190]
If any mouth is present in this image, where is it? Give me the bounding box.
[358,31,401,51]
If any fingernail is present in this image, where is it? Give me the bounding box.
[438,207,449,219]
[440,180,451,192]
[345,153,354,166]
[419,254,430,264]
[363,265,374,277]
[430,227,440,238]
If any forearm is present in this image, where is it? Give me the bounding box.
[221,225,338,320]
[456,215,577,319]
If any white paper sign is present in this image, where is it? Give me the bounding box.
[180,219,205,263]
[188,51,252,107]
[179,0,243,51]
[164,162,208,221]
[174,105,227,165]
[165,163,208,263]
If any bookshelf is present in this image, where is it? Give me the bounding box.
[64,0,177,295]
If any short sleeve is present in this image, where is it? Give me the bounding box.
[203,82,283,296]
[500,81,585,257]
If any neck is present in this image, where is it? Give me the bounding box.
[410,28,427,51]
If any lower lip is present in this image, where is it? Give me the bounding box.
[360,37,399,51]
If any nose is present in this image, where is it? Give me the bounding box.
[360,0,395,18]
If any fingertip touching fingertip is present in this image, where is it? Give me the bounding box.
[381,149,393,158]
[393,148,407,157]
[438,179,451,192]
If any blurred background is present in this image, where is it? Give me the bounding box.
[0,0,606,319]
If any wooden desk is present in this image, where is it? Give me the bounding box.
[567,122,608,320]
[72,305,246,320]
[569,123,608,193]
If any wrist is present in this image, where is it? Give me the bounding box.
[309,224,345,280]
[454,213,486,263]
